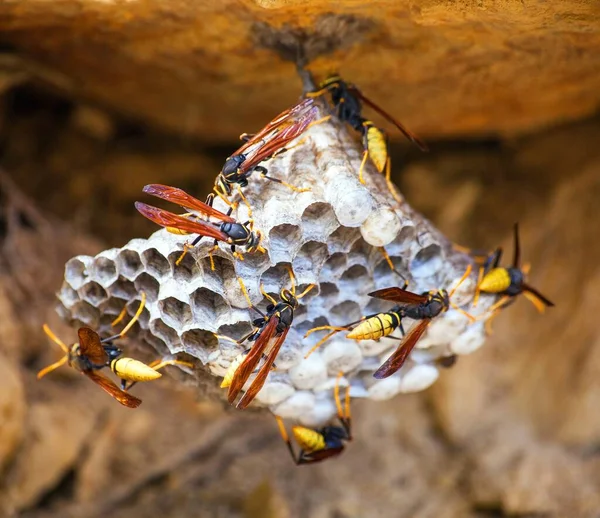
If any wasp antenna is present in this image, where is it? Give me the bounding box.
[286,266,296,296]
[512,223,521,268]
[37,355,68,379]
[42,324,70,353]
[237,277,254,309]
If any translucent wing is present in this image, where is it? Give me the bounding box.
[77,327,108,365]
[236,326,289,409]
[240,106,318,173]
[227,316,279,404]
[348,85,428,151]
[135,202,229,242]
[142,184,235,222]
[373,319,430,379]
[84,370,142,408]
[368,287,428,304]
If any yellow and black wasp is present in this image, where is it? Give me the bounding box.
[305,266,474,378]
[276,372,351,465]
[473,223,554,329]
[307,74,427,187]
[38,292,190,407]
[225,268,314,409]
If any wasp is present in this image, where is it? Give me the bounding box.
[37,293,187,408]
[225,268,314,409]
[307,75,427,188]
[305,267,474,379]
[135,184,265,269]
[276,372,351,465]
[473,223,554,330]
[212,97,326,207]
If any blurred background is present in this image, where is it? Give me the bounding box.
[1,1,600,517]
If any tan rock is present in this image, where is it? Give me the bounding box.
[6,401,96,511]
[1,1,598,142]
[0,357,25,472]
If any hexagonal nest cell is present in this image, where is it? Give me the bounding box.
[57,107,494,425]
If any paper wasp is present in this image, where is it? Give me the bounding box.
[276,372,351,465]
[212,97,325,206]
[307,74,427,187]
[225,268,314,409]
[135,184,265,268]
[473,223,554,330]
[37,293,187,408]
[305,266,474,378]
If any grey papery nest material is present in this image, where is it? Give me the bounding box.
[57,108,493,426]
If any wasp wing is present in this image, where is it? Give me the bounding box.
[348,85,428,151]
[373,319,431,379]
[84,370,142,408]
[142,184,235,222]
[135,202,230,242]
[234,98,316,156]
[78,327,108,365]
[227,316,279,404]
[368,287,428,304]
[301,447,345,464]
[237,325,289,409]
[240,106,318,173]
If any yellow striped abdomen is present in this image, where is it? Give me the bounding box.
[346,313,399,341]
[479,268,511,294]
[111,358,162,382]
[366,126,388,173]
[166,226,190,236]
[292,426,326,452]
[221,352,244,388]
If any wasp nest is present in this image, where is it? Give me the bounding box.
[57,109,493,426]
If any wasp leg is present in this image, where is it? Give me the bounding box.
[102,292,147,341]
[276,416,301,465]
[482,296,514,334]
[254,166,310,193]
[334,371,352,437]
[304,326,349,358]
[358,150,369,185]
[384,157,403,204]
[379,247,408,284]
[260,284,278,306]
[207,242,220,271]
[237,277,266,318]
[235,185,253,220]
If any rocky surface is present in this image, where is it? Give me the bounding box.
[1,0,599,142]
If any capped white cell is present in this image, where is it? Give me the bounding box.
[289,352,328,390]
[450,322,486,355]
[360,206,401,247]
[322,338,363,374]
[399,364,439,393]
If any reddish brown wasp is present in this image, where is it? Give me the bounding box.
[135,184,265,268]
[371,266,474,379]
[226,269,314,409]
[276,372,352,465]
[212,97,327,207]
[38,293,151,408]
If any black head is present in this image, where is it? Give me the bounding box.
[280,288,298,309]
[222,154,246,177]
